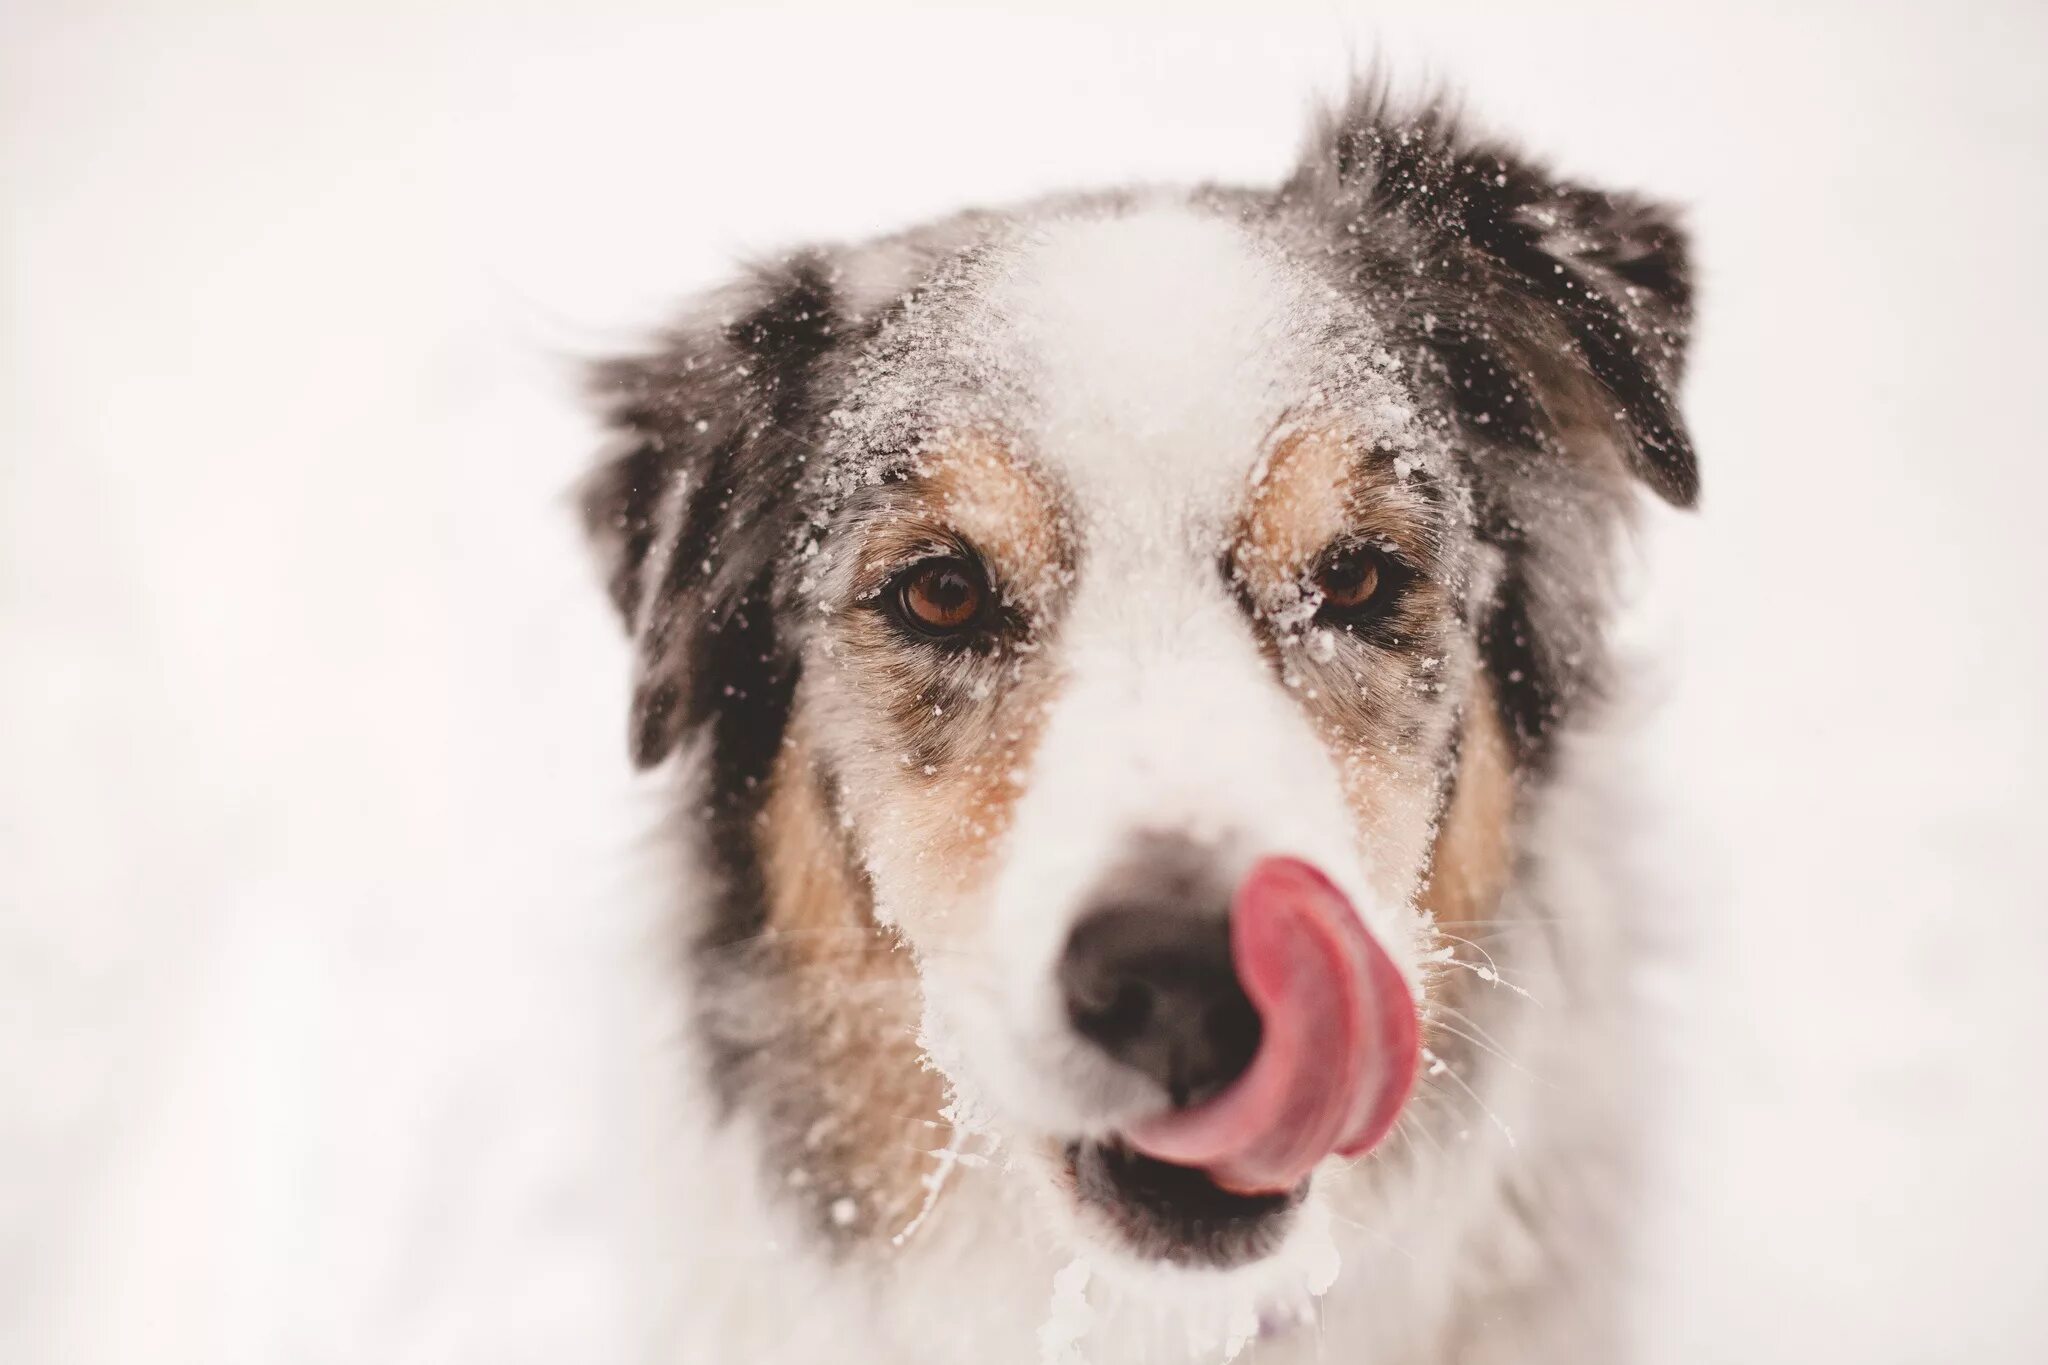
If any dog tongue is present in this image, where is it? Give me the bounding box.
[1127,856,1418,1195]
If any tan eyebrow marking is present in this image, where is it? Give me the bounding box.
[924,437,1064,572]
[825,433,1070,883]
[851,435,1071,613]
[1233,422,1446,610]
[1237,424,1361,584]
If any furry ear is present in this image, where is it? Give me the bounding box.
[1289,86,1698,506]
[579,252,840,769]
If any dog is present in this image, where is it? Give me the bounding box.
[579,79,1695,1365]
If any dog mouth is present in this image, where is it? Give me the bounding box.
[1061,1136,1305,1267]
[1050,857,1418,1267]
[1126,857,1419,1192]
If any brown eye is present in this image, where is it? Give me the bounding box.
[893,557,990,636]
[1312,543,1398,619]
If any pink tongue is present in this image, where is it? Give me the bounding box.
[1127,856,1418,1195]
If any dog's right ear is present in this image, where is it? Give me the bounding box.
[579,253,840,769]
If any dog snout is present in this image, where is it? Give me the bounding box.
[1059,900,1261,1110]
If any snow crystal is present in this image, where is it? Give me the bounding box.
[1037,1258,1095,1365]
[805,198,1455,627]
[890,1096,978,1248]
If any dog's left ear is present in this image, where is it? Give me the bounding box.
[1475,171,1697,508]
[578,253,840,769]
[1290,90,1698,507]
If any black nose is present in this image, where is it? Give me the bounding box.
[1059,905,1262,1108]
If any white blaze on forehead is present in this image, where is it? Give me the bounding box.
[823,200,1432,546]
[830,207,1444,1145]
[989,207,1315,534]
[959,211,1431,1004]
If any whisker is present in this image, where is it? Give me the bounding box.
[1419,1047,1516,1148]
[1431,1003,1538,1074]
[1423,938,1539,1004]
[1426,917,1569,928]
[1324,1207,1421,1266]
[889,1106,978,1248]
[691,926,982,962]
[1393,1100,1449,1159]
[1431,931,1509,980]
[1424,1016,1551,1089]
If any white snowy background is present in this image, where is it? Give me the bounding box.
[6,1,2045,1361]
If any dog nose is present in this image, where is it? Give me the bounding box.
[1059,905,1262,1108]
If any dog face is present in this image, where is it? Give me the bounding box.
[582,90,1692,1277]
[804,209,1464,1116]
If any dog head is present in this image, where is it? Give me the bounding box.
[581,86,1692,1280]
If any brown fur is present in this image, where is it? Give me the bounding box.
[1237,423,1361,574]
[1413,675,1520,1092]
[919,438,1074,612]
[817,438,1073,901]
[766,424,1518,1236]
[752,668,1520,1239]
[1419,674,1517,935]
[754,716,948,1236]
[1232,422,1461,906]
[753,438,1082,1230]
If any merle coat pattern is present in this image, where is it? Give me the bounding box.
[581,82,1694,1365]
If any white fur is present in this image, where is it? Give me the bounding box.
[626,208,1651,1363]
[862,210,1437,1148]
[632,728,1647,1365]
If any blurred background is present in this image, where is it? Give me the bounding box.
[5,2,2045,1361]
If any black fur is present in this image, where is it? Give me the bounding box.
[1287,86,1694,505]
[579,82,1696,1116]
[1279,84,1694,766]
[580,253,847,972]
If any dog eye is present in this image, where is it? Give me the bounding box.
[1311,543,1400,620]
[891,556,991,637]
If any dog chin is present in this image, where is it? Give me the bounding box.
[922,982,1312,1271]
[1020,1128,1309,1272]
